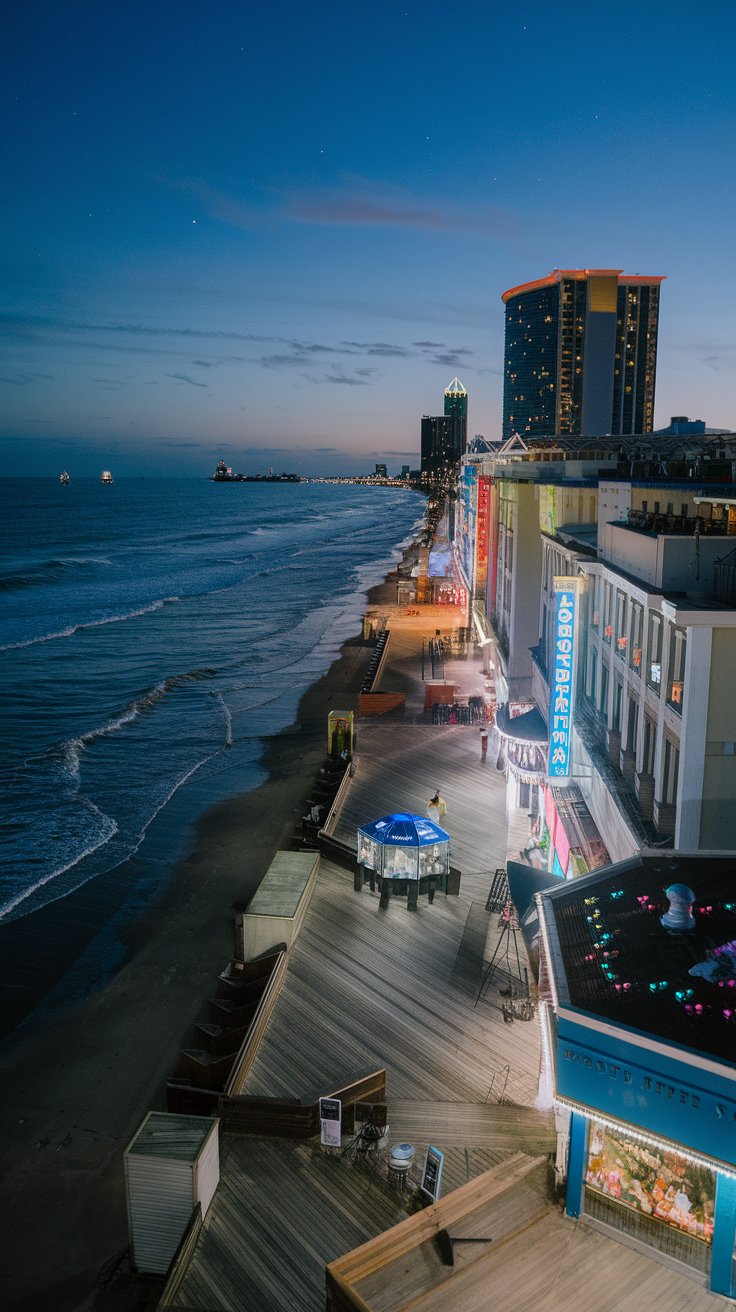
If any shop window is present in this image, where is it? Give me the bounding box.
[642,715,656,775]
[662,736,680,806]
[626,695,638,750]
[603,581,613,645]
[612,680,623,732]
[585,1122,714,1270]
[615,590,627,657]
[599,662,609,716]
[666,627,687,714]
[588,648,598,705]
[647,614,663,692]
[629,600,643,673]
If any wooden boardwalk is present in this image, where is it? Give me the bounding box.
[243,859,541,1104]
[166,621,732,1312]
[396,1207,734,1312]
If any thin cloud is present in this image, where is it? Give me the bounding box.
[340,340,411,358]
[162,172,515,237]
[168,372,209,388]
[326,370,371,386]
[283,176,513,235]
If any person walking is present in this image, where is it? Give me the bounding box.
[480,726,489,760]
[427,793,441,823]
[435,790,447,823]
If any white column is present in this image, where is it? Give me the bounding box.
[675,626,712,849]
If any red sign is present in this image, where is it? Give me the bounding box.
[475,476,491,597]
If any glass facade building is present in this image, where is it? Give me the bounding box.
[502,270,663,440]
[444,377,468,452]
[421,378,468,481]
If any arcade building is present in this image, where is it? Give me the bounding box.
[538,851,736,1298]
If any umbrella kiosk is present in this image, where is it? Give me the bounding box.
[356,812,450,910]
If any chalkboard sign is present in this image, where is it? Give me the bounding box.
[319,1097,342,1147]
[420,1144,444,1202]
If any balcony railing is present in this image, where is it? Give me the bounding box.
[575,700,659,848]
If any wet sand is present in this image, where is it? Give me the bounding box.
[0,576,397,1312]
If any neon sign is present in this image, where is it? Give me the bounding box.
[548,579,578,779]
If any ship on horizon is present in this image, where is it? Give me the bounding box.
[211,459,300,483]
[100,470,114,484]
[59,470,70,485]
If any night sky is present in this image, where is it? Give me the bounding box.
[2,2,735,477]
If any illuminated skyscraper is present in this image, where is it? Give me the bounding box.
[420,378,468,481]
[444,377,468,452]
[501,269,664,439]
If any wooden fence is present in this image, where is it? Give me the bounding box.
[219,1066,386,1137]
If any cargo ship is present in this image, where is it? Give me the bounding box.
[211,460,300,483]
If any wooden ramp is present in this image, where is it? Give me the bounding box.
[384,1100,555,1155]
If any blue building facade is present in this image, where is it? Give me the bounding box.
[539,852,736,1297]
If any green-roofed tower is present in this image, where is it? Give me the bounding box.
[444,377,468,455]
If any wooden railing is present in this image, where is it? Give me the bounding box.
[325,1152,548,1312]
[222,950,289,1096]
[166,947,288,1115]
[320,760,356,837]
[219,1066,386,1137]
[157,1203,203,1308]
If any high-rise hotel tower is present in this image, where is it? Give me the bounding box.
[501,269,664,440]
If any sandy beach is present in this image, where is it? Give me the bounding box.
[0,573,398,1312]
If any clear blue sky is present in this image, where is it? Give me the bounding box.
[2,1,735,476]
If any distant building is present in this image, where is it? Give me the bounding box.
[420,378,468,483]
[420,415,464,482]
[501,269,665,440]
[400,464,411,478]
[374,463,388,477]
[444,377,468,452]
[655,415,705,436]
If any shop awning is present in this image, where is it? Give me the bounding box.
[496,703,548,743]
[507,860,561,952]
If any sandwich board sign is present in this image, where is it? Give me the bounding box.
[319,1097,342,1147]
[420,1145,444,1202]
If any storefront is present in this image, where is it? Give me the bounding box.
[494,703,547,855]
[538,851,736,1298]
[542,783,610,880]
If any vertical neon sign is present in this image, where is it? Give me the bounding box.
[548,578,578,779]
[475,475,491,597]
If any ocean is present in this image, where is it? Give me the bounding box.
[0,477,424,930]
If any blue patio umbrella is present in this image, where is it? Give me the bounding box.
[359,813,450,846]
[357,813,450,881]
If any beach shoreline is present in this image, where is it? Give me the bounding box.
[0,566,402,1312]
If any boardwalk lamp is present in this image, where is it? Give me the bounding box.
[356,813,450,910]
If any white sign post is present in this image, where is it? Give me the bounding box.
[319,1097,342,1148]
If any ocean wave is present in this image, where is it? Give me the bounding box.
[0,802,119,923]
[0,556,112,592]
[59,666,217,782]
[0,730,233,924]
[0,596,180,652]
[213,691,233,747]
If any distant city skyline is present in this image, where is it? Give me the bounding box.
[2,2,736,476]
